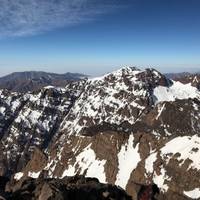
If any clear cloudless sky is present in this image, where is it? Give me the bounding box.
[0,0,200,76]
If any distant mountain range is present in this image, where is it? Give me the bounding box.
[165,72,192,79]
[0,71,87,92]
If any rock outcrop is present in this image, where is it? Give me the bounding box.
[2,175,132,200]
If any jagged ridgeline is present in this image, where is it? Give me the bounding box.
[1,67,200,200]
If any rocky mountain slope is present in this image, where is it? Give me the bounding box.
[0,67,200,199]
[0,71,87,92]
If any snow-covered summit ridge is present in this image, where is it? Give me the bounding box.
[89,67,161,82]
[59,67,200,136]
[87,66,200,103]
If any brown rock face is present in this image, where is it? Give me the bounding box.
[21,148,48,178]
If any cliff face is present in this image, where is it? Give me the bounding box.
[1,67,200,199]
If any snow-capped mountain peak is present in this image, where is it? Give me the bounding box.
[1,67,200,200]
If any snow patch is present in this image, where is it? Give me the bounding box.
[184,188,200,199]
[14,172,24,180]
[153,168,171,192]
[153,81,200,103]
[146,135,200,170]
[0,107,6,114]
[156,103,165,120]
[145,135,200,192]
[11,99,21,110]
[28,171,41,179]
[115,134,141,189]
[44,85,55,89]
[161,135,200,169]
[62,145,106,183]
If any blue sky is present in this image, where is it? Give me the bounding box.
[0,0,200,76]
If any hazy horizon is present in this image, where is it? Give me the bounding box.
[0,65,200,78]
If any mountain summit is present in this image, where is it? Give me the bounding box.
[0,67,200,199]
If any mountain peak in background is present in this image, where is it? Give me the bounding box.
[0,71,87,93]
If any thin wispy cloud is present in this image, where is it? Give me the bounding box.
[0,0,119,37]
